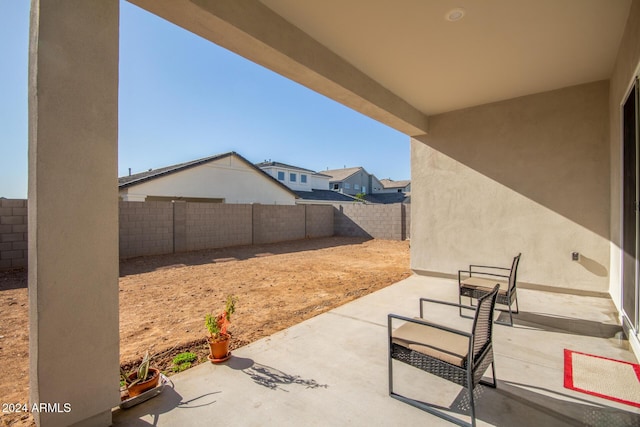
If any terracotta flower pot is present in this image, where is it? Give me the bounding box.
[127,367,160,397]
[208,333,230,362]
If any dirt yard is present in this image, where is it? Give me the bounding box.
[0,237,410,426]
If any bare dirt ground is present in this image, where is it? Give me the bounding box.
[0,237,410,426]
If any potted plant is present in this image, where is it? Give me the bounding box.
[205,295,237,363]
[120,350,160,399]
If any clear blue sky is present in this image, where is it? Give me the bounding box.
[0,1,409,199]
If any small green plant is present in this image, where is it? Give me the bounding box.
[172,352,197,372]
[205,295,237,342]
[355,192,366,202]
[120,350,153,388]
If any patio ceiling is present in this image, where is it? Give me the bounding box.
[260,0,632,115]
[126,0,631,134]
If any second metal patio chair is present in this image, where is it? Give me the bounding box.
[458,253,521,326]
[388,284,499,427]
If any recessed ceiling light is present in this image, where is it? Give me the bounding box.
[446,8,465,22]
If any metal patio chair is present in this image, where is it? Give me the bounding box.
[388,284,499,427]
[458,253,521,326]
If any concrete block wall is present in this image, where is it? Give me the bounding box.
[253,204,306,244]
[0,199,28,269]
[117,202,335,258]
[119,201,174,258]
[404,204,411,239]
[305,205,334,238]
[119,202,335,258]
[333,203,408,240]
[1,199,405,268]
[185,203,252,251]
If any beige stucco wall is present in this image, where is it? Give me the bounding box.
[120,155,296,205]
[412,81,610,293]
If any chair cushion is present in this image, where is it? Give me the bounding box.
[392,319,469,367]
[461,277,509,295]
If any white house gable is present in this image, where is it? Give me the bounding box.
[120,154,296,205]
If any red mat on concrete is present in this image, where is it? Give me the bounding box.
[564,349,640,408]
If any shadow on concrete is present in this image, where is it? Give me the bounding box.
[112,379,220,426]
[498,311,623,339]
[492,381,640,427]
[226,356,328,392]
[227,356,254,370]
[113,382,184,426]
[119,236,372,277]
[400,379,640,427]
[242,362,329,392]
[228,356,329,391]
[111,417,154,426]
[476,380,638,426]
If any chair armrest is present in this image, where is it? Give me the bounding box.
[419,297,476,319]
[469,264,510,275]
[461,267,509,280]
[387,313,471,339]
[420,297,475,310]
[469,264,510,271]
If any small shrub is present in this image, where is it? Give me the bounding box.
[172,352,197,372]
[205,295,238,341]
[172,362,192,373]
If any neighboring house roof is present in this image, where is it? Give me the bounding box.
[364,193,410,204]
[323,167,365,182]
[294,190,359,202]
[380,179,410,189]
[118,151,298,198]
[256,161,331,177]
[295,190,409,204]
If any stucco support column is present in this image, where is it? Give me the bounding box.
[28,1,119,426]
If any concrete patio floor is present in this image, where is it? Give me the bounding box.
[112,275,640,426]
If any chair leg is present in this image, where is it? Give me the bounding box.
[491,361,497,388]
[388,326,394,396]
[467,372,476,427]
[494,310,513,326]
[479,362,497,389]
[503,294,520,327]
[388,356,394,396]
[388,318,394,396]
[494,297,516,326]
